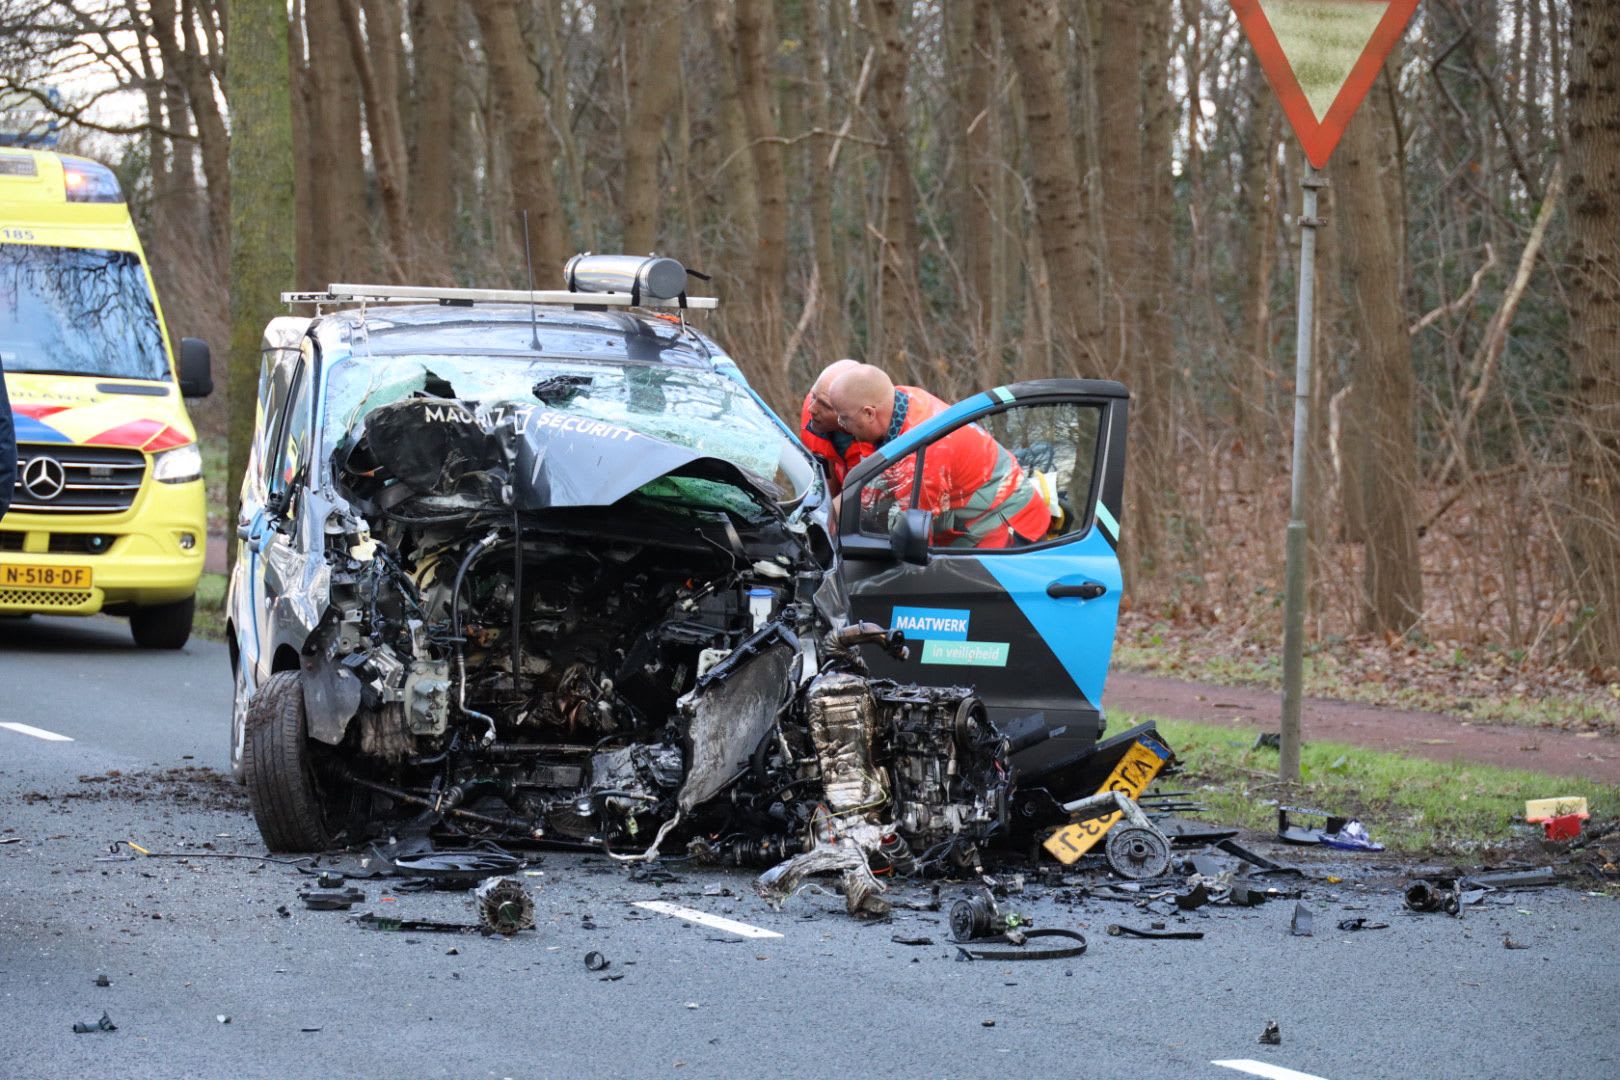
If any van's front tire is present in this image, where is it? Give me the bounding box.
[243,671,332,853]
[130,596,194,649]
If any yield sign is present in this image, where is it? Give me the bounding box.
[1230,0,1420,167]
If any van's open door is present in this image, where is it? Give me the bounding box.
[834,380,1129,774]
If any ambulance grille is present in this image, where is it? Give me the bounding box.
[0,588,95,609]
[11,445,146,514]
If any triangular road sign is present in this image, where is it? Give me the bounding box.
[1230,0,1420,168]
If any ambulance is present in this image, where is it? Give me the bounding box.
[0,147,212,647]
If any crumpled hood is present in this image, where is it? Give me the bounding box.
[0,371,193,451]
[508,405,784,514]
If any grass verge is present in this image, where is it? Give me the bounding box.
[1116,642,1619,733]
[195,570,227,642]
[1139,713,1620,857]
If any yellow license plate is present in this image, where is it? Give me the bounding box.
[0,563,93,590]
[1043,736,1172,864]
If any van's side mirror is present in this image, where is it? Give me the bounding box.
[889,508,933,566]
[179,338,213,398]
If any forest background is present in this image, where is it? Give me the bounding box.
[2,0,1616,721]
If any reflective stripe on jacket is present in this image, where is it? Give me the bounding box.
[879,386,1050,549]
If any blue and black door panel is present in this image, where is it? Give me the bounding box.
[835,379,1130,769]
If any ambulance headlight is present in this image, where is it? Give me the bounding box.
[153,443,203,484]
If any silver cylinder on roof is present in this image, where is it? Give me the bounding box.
[562,254,687,301]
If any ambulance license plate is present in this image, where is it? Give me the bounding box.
[0,563,92,590]
[1042,736,1172,865]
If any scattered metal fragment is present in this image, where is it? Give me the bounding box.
[1105,924,1204,940]
[1258,1021,1281,1045]
[72,1011,117,1034]
[982,1020,996,1028]
[1214,838,1299,875]
[316,871,346,888]
[1404,880,1461,915]
[354,912,481,934]
[949,891,1014,942]
[475,877,535,934]
[890,935,935,946]
[1337,918,1389,931]
[0,837,21,845]
[1226,884,1269,907]
[1464,867,1560,890]
[94,974,110,987]
[584,951,610,971]
[300,887,366,911]
[393,850,523,887]
[1176,882,1211,911]
[1290,902,1314,936]
[954,928,1088,961]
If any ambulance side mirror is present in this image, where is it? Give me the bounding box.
[889,508,933,566]
[179,338,213,398]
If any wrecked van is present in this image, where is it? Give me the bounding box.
[229,260,1138,901]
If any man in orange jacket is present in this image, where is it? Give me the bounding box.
[828,365,1049,549]
[797,358,874,494]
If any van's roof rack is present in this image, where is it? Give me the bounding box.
[280,283,718,311]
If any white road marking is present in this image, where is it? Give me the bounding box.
[0,721,74,742]
[1212,1060,1331,1080]
[632,900,783,940]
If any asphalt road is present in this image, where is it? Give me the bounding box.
[3,614,1618,1079]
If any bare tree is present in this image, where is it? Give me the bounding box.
[997,0,1103,378]
[1564,0,1620,666]
[224,0,294,560]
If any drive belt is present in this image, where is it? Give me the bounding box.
[955,928,1089,961]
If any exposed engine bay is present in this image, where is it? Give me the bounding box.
[251,384,1061,913]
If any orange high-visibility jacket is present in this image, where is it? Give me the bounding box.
[875,386,1050,549]
[798,392,873,493]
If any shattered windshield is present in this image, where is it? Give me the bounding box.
[323,353,816,505]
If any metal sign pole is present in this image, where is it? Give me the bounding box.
[1280,165,1326,783]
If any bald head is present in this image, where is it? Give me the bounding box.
[807,358,861,431]
[827,365,896,443]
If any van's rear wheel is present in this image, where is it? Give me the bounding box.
[130,596,194,649]
[243,671,333,852]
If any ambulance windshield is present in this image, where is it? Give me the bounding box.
[0,244,169,380]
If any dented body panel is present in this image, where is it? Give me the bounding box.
[230,301,1148,899]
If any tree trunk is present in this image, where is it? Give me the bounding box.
[470,0,568,277]
[150,0,230,272]
[339,0,411,276]
[864,0,919,374]
[805,0,845,359]
[1335,97,1424,635]
[700,0,759,297]
[305,0,369,284]
[947,0,995,345]
[997,0,1103,379]
[288,0,315,289]
[1095,0,1141,382]
[1234,56,1279,487]
[408,0,457,281]
[622,0,684,254]
[225,0,296,567]
[1564,0,1620,667]
[735,0,788,313]
[1134,0,1176,576]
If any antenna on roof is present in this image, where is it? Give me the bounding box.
[520,210,542,352]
